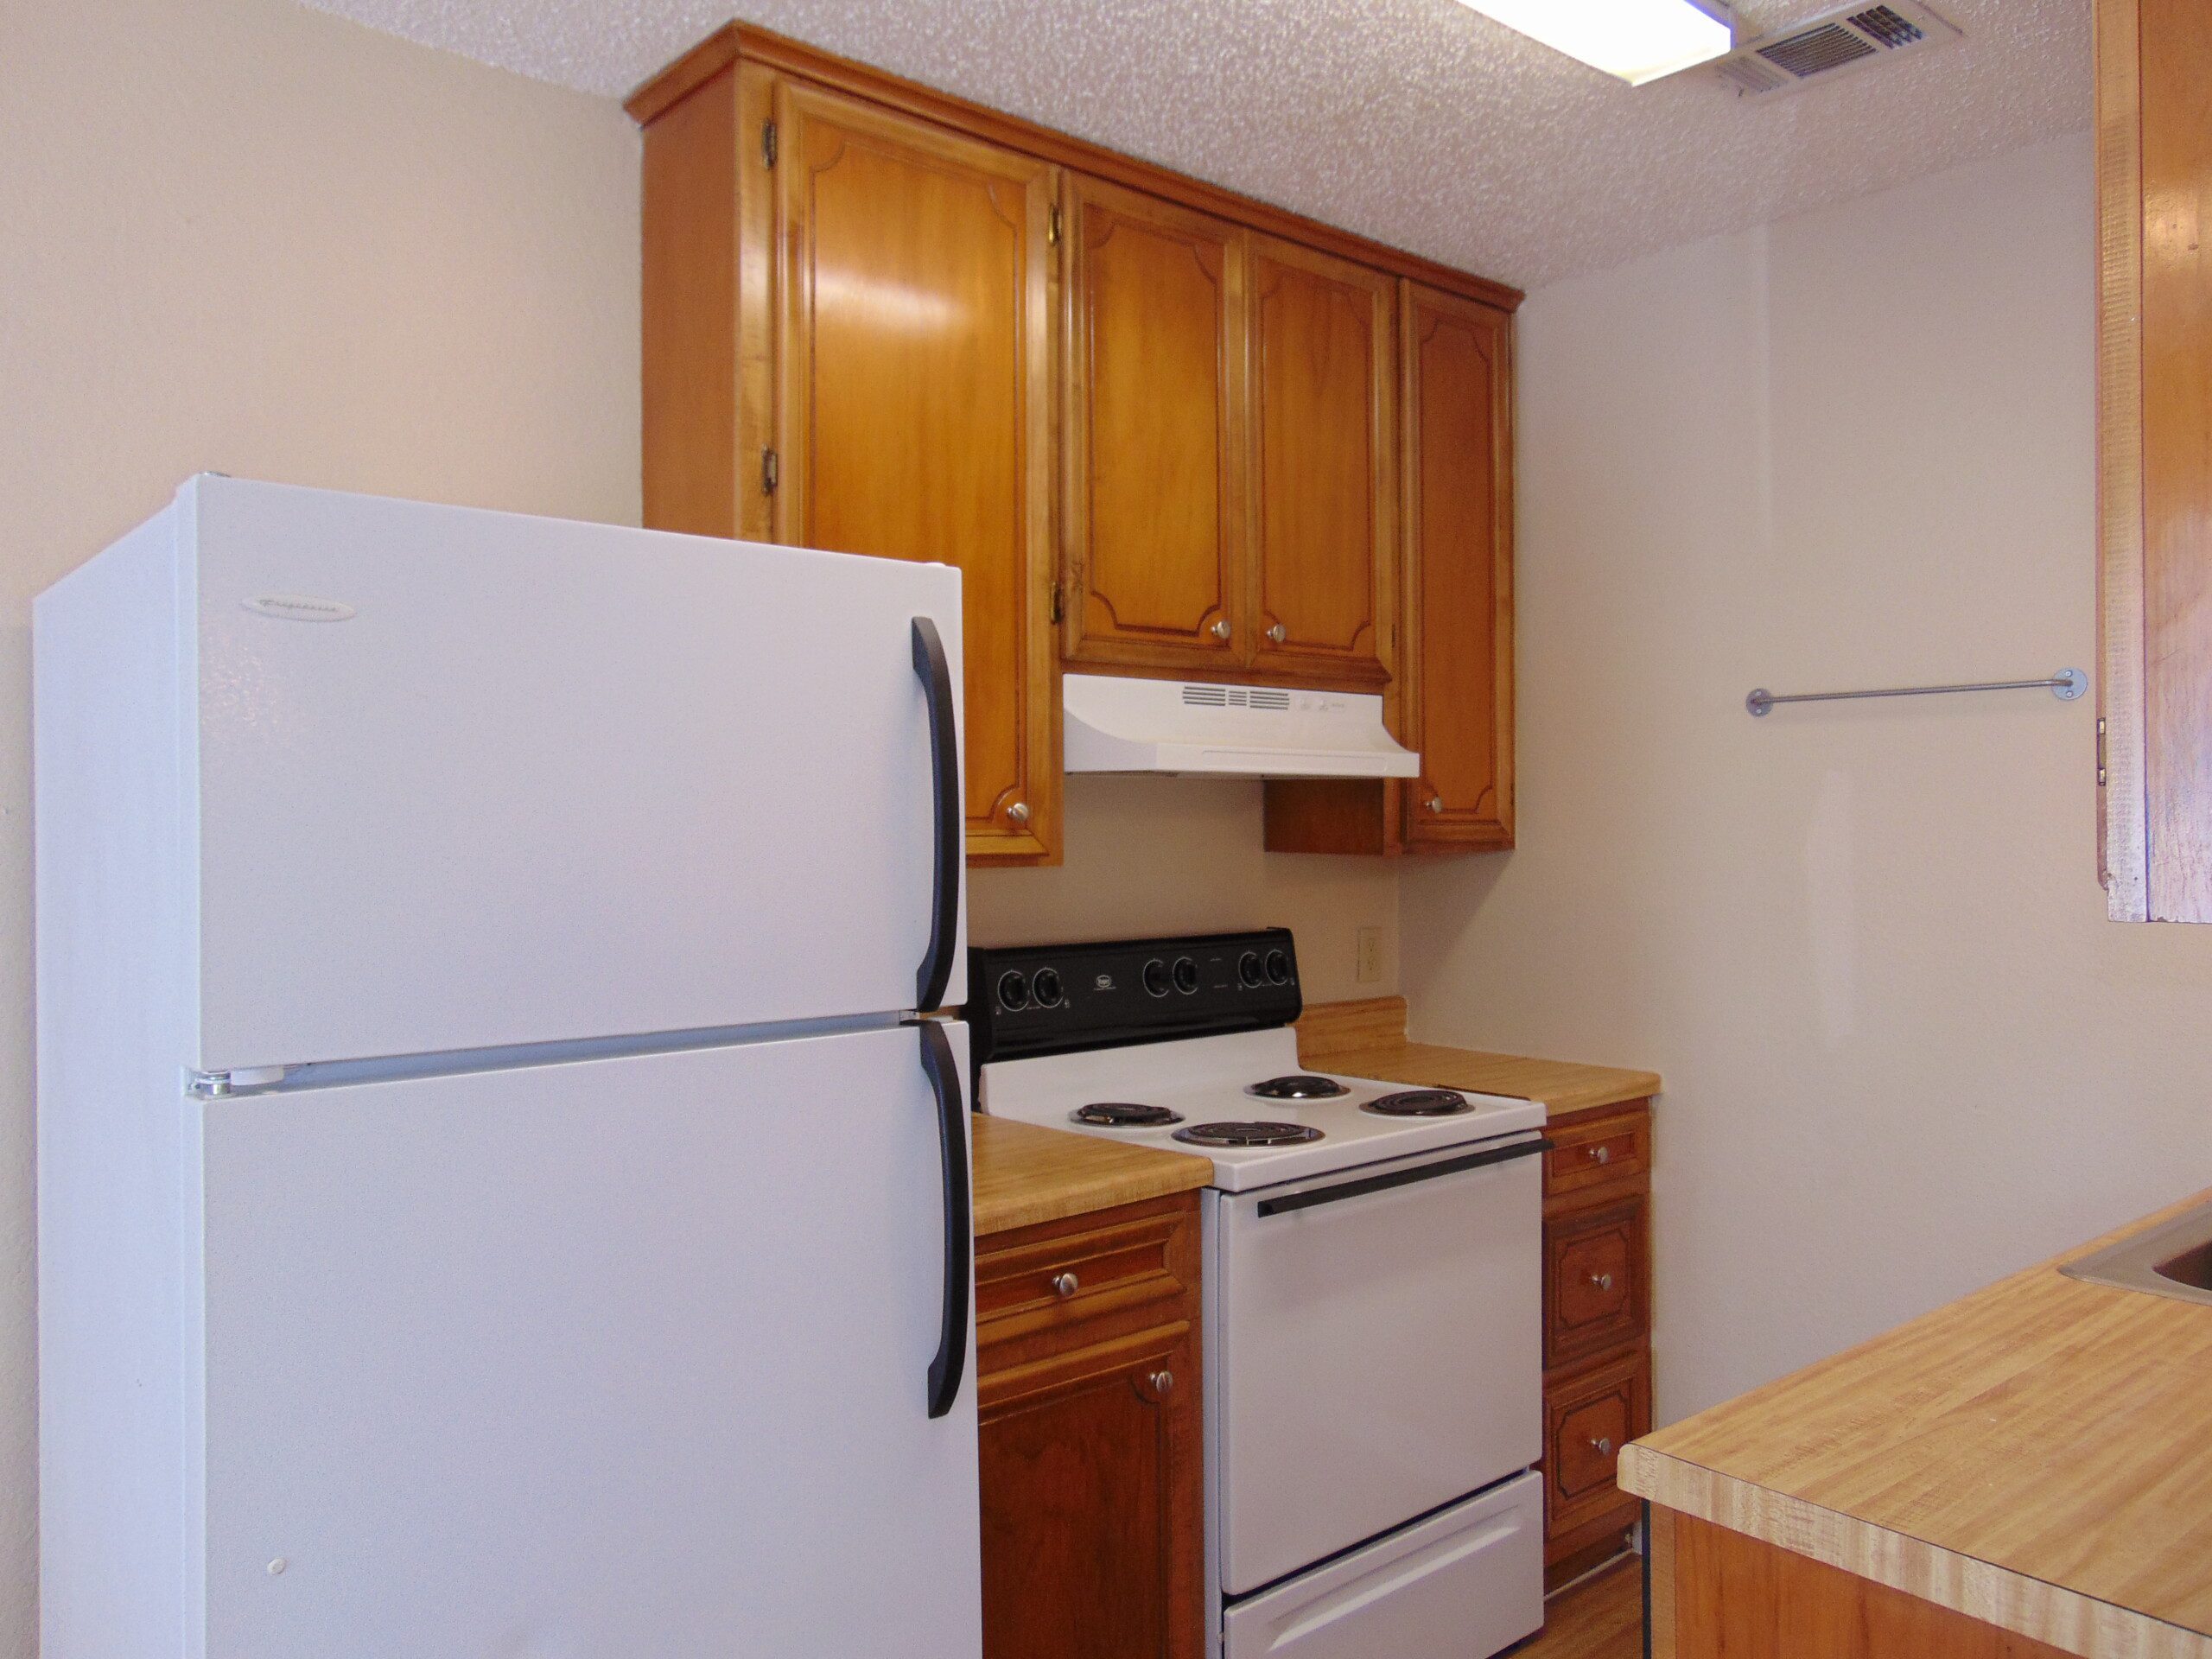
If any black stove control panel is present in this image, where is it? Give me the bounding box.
[966,928,1303,1070]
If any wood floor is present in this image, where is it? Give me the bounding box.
[1511,1559,1643,1659]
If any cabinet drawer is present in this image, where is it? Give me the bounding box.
[1543,1195,1647,1370]
[976,1208,1195,1345]
[1543,1108,1649,1201]
[1543,1350,1650,1542]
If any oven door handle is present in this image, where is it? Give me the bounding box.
[1254,1135,1552,1218]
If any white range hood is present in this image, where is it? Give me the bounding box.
[1062,673,1420,779]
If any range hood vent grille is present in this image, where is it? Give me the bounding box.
[1182,683,1292,712]
[1713,0,1959,97]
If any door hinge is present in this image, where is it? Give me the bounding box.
[1049,582,1064,626]
[761,119,779,168]
[2097,716,2107,787]
[761,448,779,494]
[1047,204,1063,246]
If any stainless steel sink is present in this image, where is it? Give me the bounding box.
[2061,1198,2212,1306]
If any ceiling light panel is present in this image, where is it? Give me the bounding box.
[1460,0,1736,85]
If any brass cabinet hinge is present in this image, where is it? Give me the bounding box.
[2097,716,2107,787]
[1049,582,1064,626]
[1047,205,1063,246]
[762,120,778,168]
[761,448,779,494]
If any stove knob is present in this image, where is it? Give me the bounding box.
[1171,957,1199,995]
[1031,967,1064,1008]
[1263,949,1291,986]
[1141,958,1170,998]
[1236,950,1263,988]
[997,970,1029,1012]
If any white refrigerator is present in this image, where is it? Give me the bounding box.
[34,476,981,1657]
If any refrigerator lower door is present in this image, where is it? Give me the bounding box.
[1221,1472,1542,1659]
[182,476,967,1072]
[195,1023,978,1657]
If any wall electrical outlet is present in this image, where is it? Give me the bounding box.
[1355,925,1383,984]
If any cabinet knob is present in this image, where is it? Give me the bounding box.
[1266,622,1287,644]
[1588,1144,1611,1166]
[1148,1369,1175,1399]
[1007,801,1031,826]
[1426,795,1445,814]
[1591,1436,1614,1457]
[1050,1271,1079,1299]
[1209,618,1231,640]
[1591,1272,1614,1292]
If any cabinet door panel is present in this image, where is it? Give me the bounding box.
[1402,283,1514,849]
[979,1324,1201,1659]
[1248,237,1395,687]
[775,79,1058,861]
[1064,177,1246,671]
[1542,1349,1649,1546]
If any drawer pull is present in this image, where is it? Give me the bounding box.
[1148,1369,1175,1399]
[1051,1271,1080,1299]
[1587,1144,1611,1166]
[1590,1436,1614,1456]
[1590,1272,1614,1292]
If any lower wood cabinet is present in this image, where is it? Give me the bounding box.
[976,1192,1204,1659]
[1649,1511,2074,1658]
[1539,1101,1654,1588]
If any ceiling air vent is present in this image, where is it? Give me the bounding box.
[1713,1,1960,98]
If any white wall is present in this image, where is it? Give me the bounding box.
[1403,133,2212,1424]
[1,3,642,1650]
[972,777,1401,1002]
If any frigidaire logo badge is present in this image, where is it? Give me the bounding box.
[243,594,356,622]
[1094,973,1115,992]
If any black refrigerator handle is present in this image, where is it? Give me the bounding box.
[911,616,959,1014]
[918,1019,969,1421]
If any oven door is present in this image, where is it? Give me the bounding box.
[1209,1134,1544,1596]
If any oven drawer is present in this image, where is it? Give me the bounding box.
[1543,1109,1649,1201]
[976,1206,1195,1344]
[1542,1194,1647,1369]
[1223,1471,1542,1659]
[1211,1135,1544,1597]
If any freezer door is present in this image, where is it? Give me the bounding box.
[195,1023,979,1657]
[1211,1138,1543,1594]
[1222,1472,1541,1659]
[184,477,966,1072]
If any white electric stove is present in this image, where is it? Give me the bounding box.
[969,930,1548,1659]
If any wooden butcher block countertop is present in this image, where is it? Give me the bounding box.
[970,1115,1212,1237]
[1294,996,1661,1122]
[1621,1189,2212,1659]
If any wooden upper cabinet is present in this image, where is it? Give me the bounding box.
[1401,283,1513,849]
[769,79,1059,862]
[1262,281,1513,855]
[2099,0,2212,920]
[632,26,1525,864]
[1062,176,1248,673]
[1247,237,1396,688]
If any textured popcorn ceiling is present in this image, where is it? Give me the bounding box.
[298,0,2090,289]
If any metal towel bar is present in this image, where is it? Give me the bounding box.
[1745,668,2086,717]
